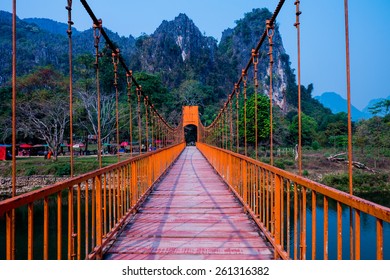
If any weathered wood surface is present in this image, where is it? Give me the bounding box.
[104,147,273,260]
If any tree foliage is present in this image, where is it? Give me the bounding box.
[355,116,390,167]
[289,113,318,146]
[0,86,12,143]
[16,67,69,159]
[239,94,270,145]
[369,99,390,116]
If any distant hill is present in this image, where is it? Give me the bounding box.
[362,96,390,117]
[0,10,135,86]
[24,17,80,36]
[314,92,369,121]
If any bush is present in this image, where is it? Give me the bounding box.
[274,160,285,169]
[25,167,37,176]
[274,159,295,170]
[55,163,71,177]
[311,141,320,150]
[321,172,389,192]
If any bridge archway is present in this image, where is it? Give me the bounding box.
[184,124,197,145]
[182,106,199,143]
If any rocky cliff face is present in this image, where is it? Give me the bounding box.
[218,8,290,111]
[130,13,218,88]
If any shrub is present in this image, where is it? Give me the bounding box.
[311,141,320,150]
[321,172,389,192]
[25,167,37,176]
[274,160,285,169]
[55,163,71,177]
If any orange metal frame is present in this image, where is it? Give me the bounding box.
[182,106,200,142]
[197,142,390,260]
[0,143,185,260]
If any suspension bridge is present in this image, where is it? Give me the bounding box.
[1,0,390,260]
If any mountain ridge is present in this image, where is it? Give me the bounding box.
[314,92,389,121]
[0,8,326,121]
[24,17,80,36]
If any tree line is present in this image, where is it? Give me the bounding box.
[0,49,389,162]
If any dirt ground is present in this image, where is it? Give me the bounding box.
[283,149,390,187]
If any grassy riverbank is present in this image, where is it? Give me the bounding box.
[0,154,129,177]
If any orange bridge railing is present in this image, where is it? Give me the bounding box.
[0,143,185,260]
[197,142,390,260]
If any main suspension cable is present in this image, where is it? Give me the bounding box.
[80,0,176,133]
[203,0,286,161]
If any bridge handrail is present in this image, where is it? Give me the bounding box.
[198,144,390,222]
[0,144,183,215]
[197,142,390,260]
[0,143,185,260]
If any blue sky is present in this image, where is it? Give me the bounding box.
[2,0,390,110]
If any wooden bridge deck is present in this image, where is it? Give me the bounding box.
[104,146,274,260]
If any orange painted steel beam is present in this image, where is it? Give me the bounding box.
[337,202,343,260]
[43,197,49,260]
[274,175,282,259]
[355,210,361,260]
[77,184,82,260]
[57,192,62,260]
[28,203,34,260]
[324,197,328,260]
[95,175,103,259]
[311,191,317,259]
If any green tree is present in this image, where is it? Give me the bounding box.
[369,99,390,116]
[133,72,173,114]
[355,116,390,168]
[319,112,349,148]
[74,54,95,92]
[172,80,215,124]
[239,94,270,145]
[289,113,318,146]
[355,120,370,154]
[0,86,12,143]
[173,80,208,107]
[17,67,69,160]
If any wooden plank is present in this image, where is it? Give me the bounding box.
[104,147,274,260]
[105,253,273,260]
